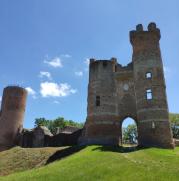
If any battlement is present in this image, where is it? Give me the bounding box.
[116,62,133,71]
[89,57,117,74]
[1,86,27,111]
[130,22,161,45]
[4,86,27,97]
[90,57,117,65]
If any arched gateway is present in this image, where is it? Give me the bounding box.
[121,117,138,146]
[79,23,174,148]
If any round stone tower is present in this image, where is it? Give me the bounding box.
[80,58,119,145]
[0,86,27,151]
[130,23,174,148]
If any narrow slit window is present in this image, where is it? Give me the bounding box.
[96,96,100,106]
[146,72,152,79]
[146,89,153,100]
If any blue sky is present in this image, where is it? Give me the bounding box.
[0,0,179,128]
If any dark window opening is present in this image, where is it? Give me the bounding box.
[146,89,152,100]
[114,65,117,72]
[96,96,100,106]
[146,72,152,79]
[103,61,107,67]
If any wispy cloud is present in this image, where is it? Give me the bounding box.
[26,87,37,99]
[75,71,83,76]
[44,57,63,68]
[0,96,2,104]
[61,54,71,58]
[40,82,77,98]
[164,66,171,74]
[164,66,172,79]
[84,58,90,71]
[84,58,90,66]
[39,71,52,80]
[53,100,60,104]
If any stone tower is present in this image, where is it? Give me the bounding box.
[130,23,174,148]
[0,86,27,151]
[79,22,174,148]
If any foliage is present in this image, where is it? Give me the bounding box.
[169,113,179,139]
[121,113,179,143]
[34,113,179,137]
[1,146,179,181]
[122,124,137,144]
[34,118,49,127]
[34,117,84,134]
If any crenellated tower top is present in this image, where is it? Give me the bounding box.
[130,22,161,45]
[130,22,162,62]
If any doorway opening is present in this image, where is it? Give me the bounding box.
[121,117,138,147]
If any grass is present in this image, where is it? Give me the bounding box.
[0,146,67,176]
[0,146,179,181]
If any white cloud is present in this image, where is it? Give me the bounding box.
[40,82,77,98]
[164,66,171,79]
[75,71,83,76]
[84,58,90,66]
[164,66,170,74]
[26,87,37,99]
[61,54,71,58]
[44,57,62,68]
[84,58,90,71]
[53,100,60,104]
[39,71,52,79]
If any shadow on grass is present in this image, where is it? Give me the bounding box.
[46,145,86,165]
[92,145,147,153]
[46,145,148,165]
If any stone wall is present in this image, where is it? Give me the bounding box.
[20,126,82,148]
[80,22,174,148]
[174,139,179,146]
[0,86,27,151]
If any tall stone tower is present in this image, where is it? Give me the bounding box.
[0,86,27,151]
[130,23,174,148]
[80,59,119,145]
[79,22,174,148]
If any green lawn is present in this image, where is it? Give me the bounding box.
[1,146,179,181]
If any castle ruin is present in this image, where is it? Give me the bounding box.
[0,22,175,151]
[79,22,174,148]
[0,86,27,151]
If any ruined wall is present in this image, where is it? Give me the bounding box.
[131,23,174,148]
[80,58,120,145]
[49,129,83,147]
[115,62,137,144]
[20,126,82,148]
[80,22,174,148]
[0,86,27,151]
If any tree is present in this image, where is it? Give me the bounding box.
[34,118,50,127]
[49,117,66,134]
[122,124,138,144]
[34,116,84,135]
[169,113,179,139]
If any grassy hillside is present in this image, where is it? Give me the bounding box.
[1,146,179,181]
[0,146,67,176]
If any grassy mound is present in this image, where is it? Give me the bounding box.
[1,146,179,181]
[0,146,67,176]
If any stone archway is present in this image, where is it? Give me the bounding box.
[116,93,138,146]
[120,117,138,147]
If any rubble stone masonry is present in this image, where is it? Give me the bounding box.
[79,23,174,148]
[0,86,27,151]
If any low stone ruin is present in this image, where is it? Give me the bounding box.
[19,126,82,148]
